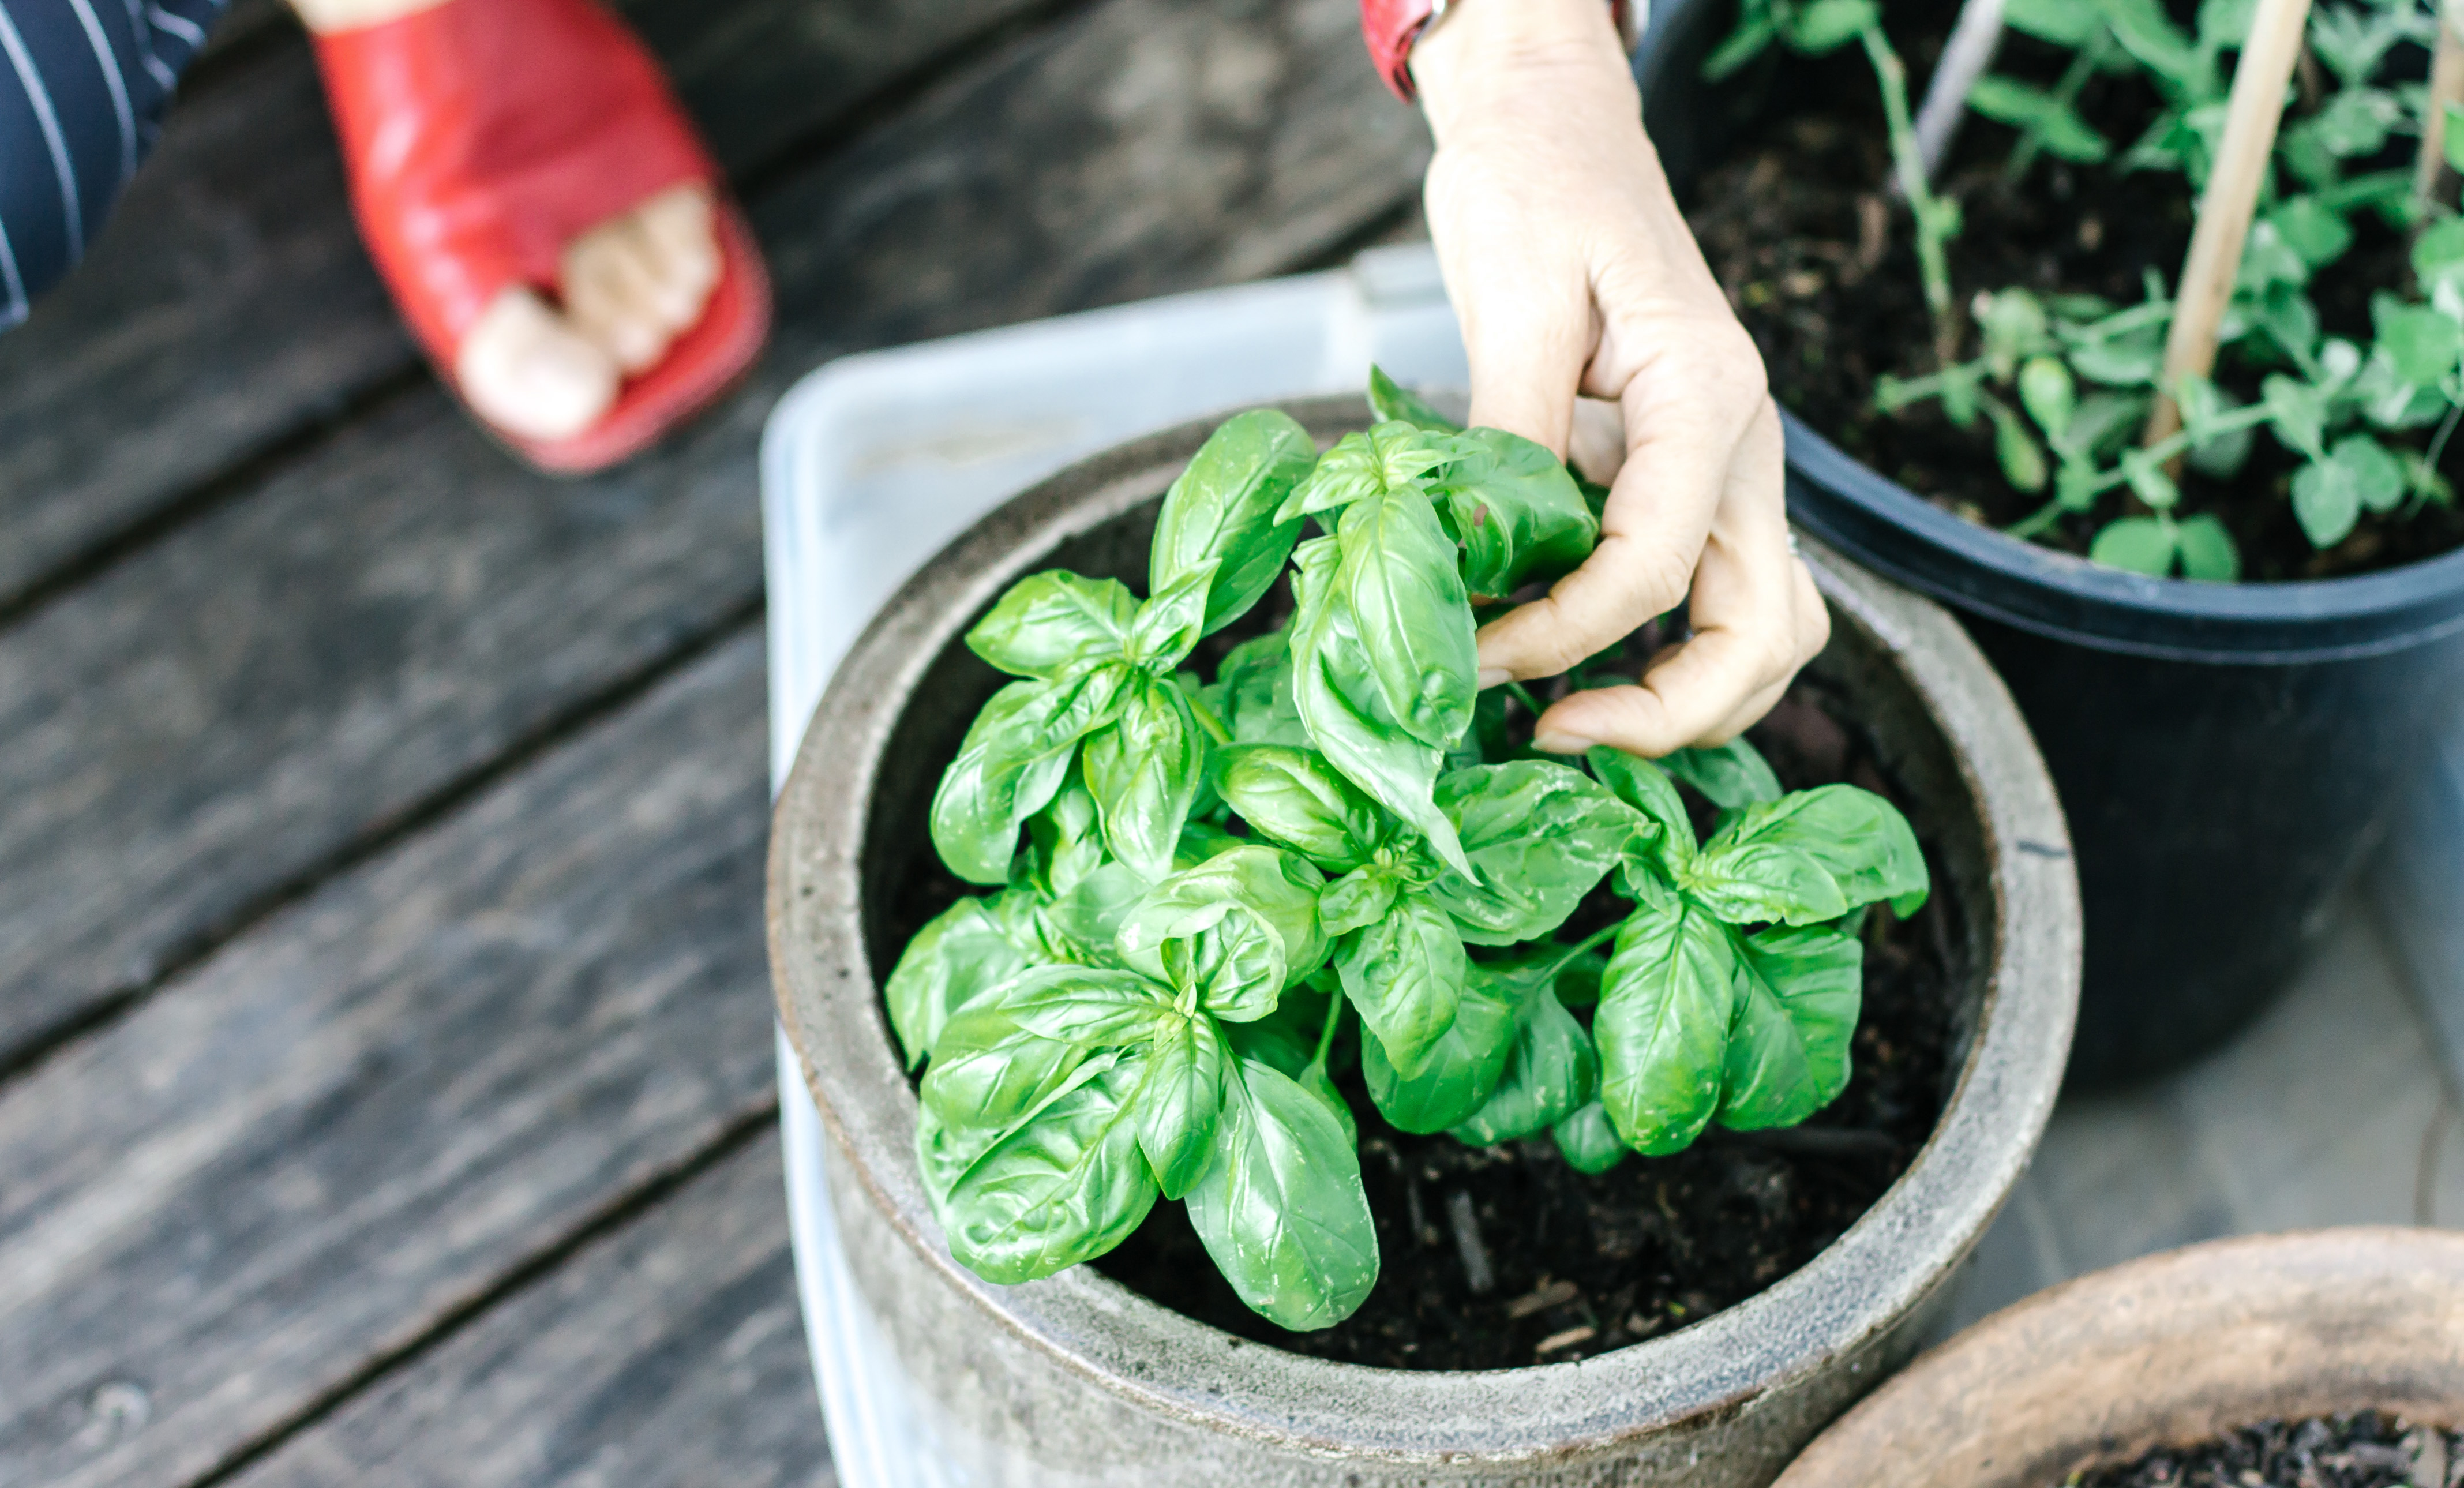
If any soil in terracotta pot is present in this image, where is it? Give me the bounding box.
[1678,0,2464,581]
[882,599,1963,1372]
[2067,1412,2464,1488]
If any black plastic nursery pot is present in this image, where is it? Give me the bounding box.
[1639,0,2464,1089]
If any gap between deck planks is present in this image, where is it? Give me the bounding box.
[0,0,1428,1483]
[0,0,1054,615]
[0,0,1431,1072]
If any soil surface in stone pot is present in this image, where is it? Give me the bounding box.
[2068,1412,2463,1488]
[879,601,1962,1373]
[1681,0,2464,582]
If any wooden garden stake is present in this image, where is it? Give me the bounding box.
[1911,0,2005,181]
[2143,0,2313,451]
[2415,2,2464,207]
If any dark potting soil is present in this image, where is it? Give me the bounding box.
[2063,1412,2464,1488]
[1680,0,2464,581]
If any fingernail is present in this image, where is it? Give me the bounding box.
[1476,668,1513,689]
[1533,731,1597,755]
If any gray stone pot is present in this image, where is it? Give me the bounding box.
[1773,1228,2464,1488]
[767,396,2082,1487]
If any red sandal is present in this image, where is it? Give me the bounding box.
[313,0,770,474]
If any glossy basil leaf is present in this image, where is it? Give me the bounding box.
[886,896,1029,1069]
[1452,985,1598,1146]
[1151,408,1316,636]
[1367,365,1462,433]
[1036,861,1147,966]
[1333,894,1469,1078]
[1706,784,1930,916]
[1115,845,1328,1018]
[942,1056,1160,1284]
[1205,628,1310,748]
[1137,1012,1229,1199]
[1125,561,1217,673]
[1224,988,1323,1078]
[964,572,1138,680]
[1184,1056,1381,1330]
[1717,922,1862,1130]
[1430,428,1600,599]
[1359,959,1522,1133]
[1081,674,1206,883]
[1014,767,1105,898]
[1551,1100,1630,1174]
[1213,744,1383,874]
[1276,421,1452,523]
[1425,762,1637,944]
[1288,535,1472,875]
[1335,487,1479,749]
[1675,838,1850,927]
[1317,865,1404,938]
[1659,737,1784,810]
[1587,746,1697,861]
[1594,895,1738,1156]
[931,668,1134,884]
[922,966,1168,1134]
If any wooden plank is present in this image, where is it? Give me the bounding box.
[0,0,1426,1067]
[0,0,1046,610]
[0,633,778,1488]
[230,1133,835,1488]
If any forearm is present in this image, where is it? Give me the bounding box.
[1409,0,1637,145]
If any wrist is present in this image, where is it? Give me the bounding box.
[1411,0,1636,144]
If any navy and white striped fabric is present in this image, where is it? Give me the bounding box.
[0,0,223,329]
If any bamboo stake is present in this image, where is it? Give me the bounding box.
[1911,0,2006,181]
[2143,0,2313,451]
[2416,6,2464,207]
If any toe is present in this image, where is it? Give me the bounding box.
[635,185,721,321]
[455,287,619,444]
[562,223,673,373]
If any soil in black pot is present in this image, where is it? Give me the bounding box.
[2065,1412,2464,1488]
[1678,0,2464,580]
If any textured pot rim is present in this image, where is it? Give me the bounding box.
[1773,1227,2464,1488]
[1633,0,2464,668]
[767,395,2081,1466]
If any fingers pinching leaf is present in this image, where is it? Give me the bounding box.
[1430,427,1601,600]
[1185,1056,1381,1331]
[1151,409,1317,636]
[966,572,1139,679]
[1594,896,1738,1156]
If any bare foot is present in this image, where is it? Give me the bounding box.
[453,183,722,443]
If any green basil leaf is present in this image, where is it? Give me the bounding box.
[1675,839,1849,927]
[1367,365,1462,433]
[1317,866,1404,938]
[886,896,1029,1069]
[1289,535,1472,875]
[2174,512,2242,583]
[1136,1013,1229,1199]
[1659,736,1785,810]
[942,1056,1160,1284]
[1333,894,1469,1078]
[931,668,1132,884]
[1276,421,1451,523]
[1426,762,1637,944]
[1184,1056,1381,1330]
[1551,1100,1630,1174]
[1587,746,1697,861]
[1334,486,1479,749]
[1204,628,1310,748]
[1151,408,1316,636]
[1359,958,1523,1133]
[1451,979,1598,1145]
[2090,514,2181,575]
[1115,845,1328,1019]
[1783,0,1876,54]
[1036,862,1147,966]
[1716,921,1862,1130]
[922,966,1170,1134]
[1013,766,1105,898]
[1429,428,1600,599]
[1125,561,1218,673]
[1082,674,1206,883]
[965,572,1139,680]
[1704,784,1930,916]
[1213,744,1384,873]
[1594,896,1738,1156]
[2007,0,2100,43]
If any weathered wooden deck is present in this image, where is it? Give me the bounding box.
[0,2,1428,1482]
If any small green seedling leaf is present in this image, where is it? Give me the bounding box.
[2090,516,2180,576]
[2174,513,2242,582]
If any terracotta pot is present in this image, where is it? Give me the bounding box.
[767,395,2082,1486]
[1775,1228,2464,1488]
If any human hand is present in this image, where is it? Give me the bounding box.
[1409,0,1829,758]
